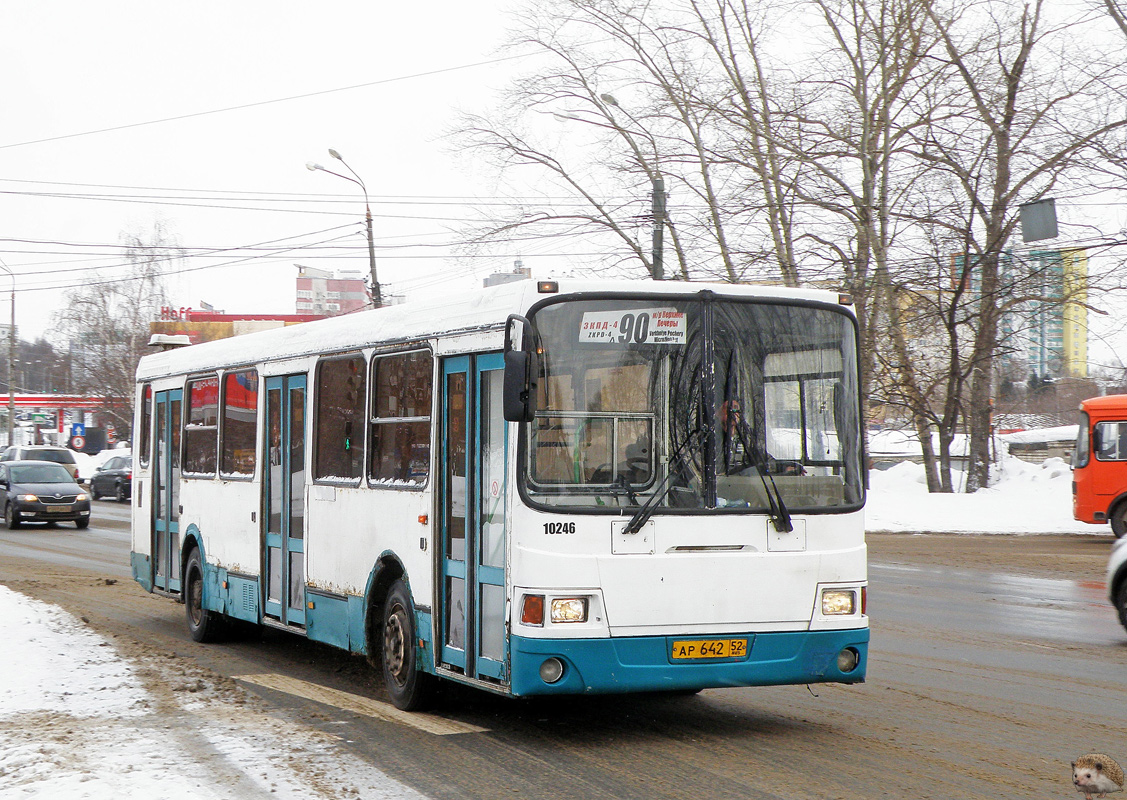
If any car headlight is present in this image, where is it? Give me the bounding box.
[550,597,589,623]
[17,494,38,502]
[76,493,89,502]
[821,588,857,615]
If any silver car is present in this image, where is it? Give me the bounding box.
[1107,537,1127,634]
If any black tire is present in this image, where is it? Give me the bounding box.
[1115,580,1127,633]
[5,502,20,530]
[1111,503,1127,538]
[90,485,101,500]
[382,579,436,711]
[75,518,90,529]
[185,548,223,643]
[114,483,127,503]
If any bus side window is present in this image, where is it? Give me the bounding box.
[369,351,433,487]
[1095,421,1127,461]
[184,376,219,476]
[315,355,366,482]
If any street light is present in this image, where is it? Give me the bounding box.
[306,149,382,308]
[599,94,666,280]
[554,98,667,280]
[0,261,13,447]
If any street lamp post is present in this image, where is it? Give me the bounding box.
[306,150,382,308]
[0,263,13,446]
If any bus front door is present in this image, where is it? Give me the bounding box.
[263,375,307,629]
[153,389,182,593]
[440,353,508,684]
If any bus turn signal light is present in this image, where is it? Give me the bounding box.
[521,594,545,626]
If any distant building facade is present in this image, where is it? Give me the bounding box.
[295,266,369,316]
[150,307,324,345]
[1000,249,1088,381]
[953,248,1089,382]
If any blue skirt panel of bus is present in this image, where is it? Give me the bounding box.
[508,628,869,696]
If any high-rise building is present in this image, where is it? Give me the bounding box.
[295,266,369,316]
[1000,249,1088,380]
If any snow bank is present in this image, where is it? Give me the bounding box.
[0,585,424,799]
[865,455,1096,534]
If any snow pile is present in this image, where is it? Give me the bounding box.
[0,585,424,800]
[865,455,1095,534]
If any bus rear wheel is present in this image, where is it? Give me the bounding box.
[382,579,435,711]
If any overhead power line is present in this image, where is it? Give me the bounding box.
[0,52,538,151]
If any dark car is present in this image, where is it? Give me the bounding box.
[0,461,91,529]
[90,455,133,502]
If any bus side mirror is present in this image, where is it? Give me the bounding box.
[503,314,538,422]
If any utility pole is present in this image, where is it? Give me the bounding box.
[4,272,13,447]
[651,176,666,281]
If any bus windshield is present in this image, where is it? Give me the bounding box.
[524,296,863,513]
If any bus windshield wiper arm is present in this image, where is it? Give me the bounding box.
[756,464,792,533]
[623,428,700,535]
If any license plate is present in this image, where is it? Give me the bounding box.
[46,506,69,513]
[671,638,748,660]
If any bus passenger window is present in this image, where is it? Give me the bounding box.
[315,356,366,481]
[221,370,258,477]
[1095,421,1127,461]
[183,376,218,476]
[139,384,153,468]
[370,351,433,487]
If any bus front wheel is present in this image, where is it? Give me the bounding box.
[1111,503,1127,538]
[185,548,223,643]
[382,580,435,711]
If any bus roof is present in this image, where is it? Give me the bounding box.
[136,278,852,381]
[1080,394,1127,412]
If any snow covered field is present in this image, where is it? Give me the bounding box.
[0,434,1107,798]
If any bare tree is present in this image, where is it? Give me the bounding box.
[916,0,1127,490]
[54,221,177,439]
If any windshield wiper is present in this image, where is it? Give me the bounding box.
[622,427,700,535]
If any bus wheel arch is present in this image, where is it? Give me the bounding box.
[364,555,405,668]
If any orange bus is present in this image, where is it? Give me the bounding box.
[1073,394,1127,537]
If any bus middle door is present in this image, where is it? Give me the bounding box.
[440,353,507,684]
[263,374,307,629]
[152,389,182,593]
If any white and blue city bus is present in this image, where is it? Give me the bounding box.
[130,279,868,710]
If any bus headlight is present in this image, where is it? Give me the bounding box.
[550,597,588,623]
[821,589,857,616]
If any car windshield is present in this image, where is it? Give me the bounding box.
[523,295,863,513]
[11,464,73,483]
[25,450,76,465]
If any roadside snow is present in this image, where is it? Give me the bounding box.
[867,455,1096,534]
[0,585,425,800]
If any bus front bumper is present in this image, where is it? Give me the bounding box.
[509,627,869,697]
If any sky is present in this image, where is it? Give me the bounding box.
[3,1,1126,375]
[0,433,1112,798]
[0,1,547,342]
